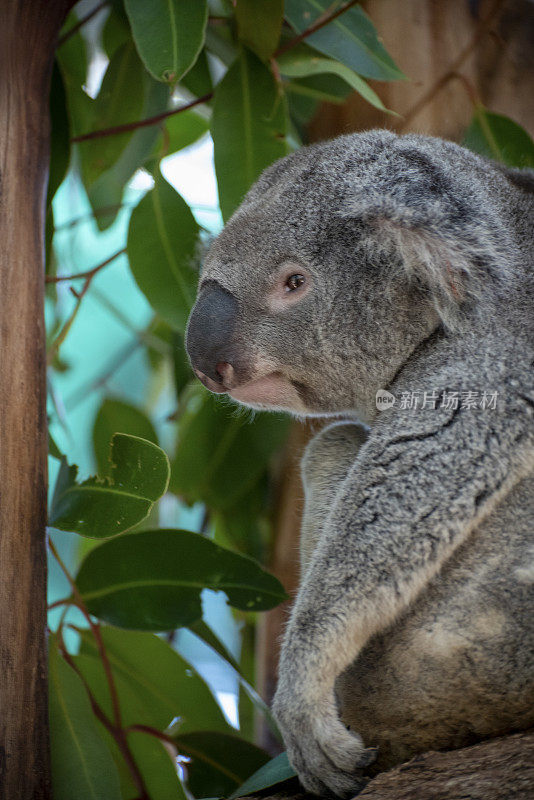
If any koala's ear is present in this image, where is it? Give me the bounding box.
[348,194,511,329]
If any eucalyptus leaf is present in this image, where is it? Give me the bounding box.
[75,528,287,629]
[188,619,282,740]
[56,11,89,88]
[125,0,208,83]
[171,390,290,510]
[181,47,213,97]
[102,2,131,59]
[229,751,297,798]
[152,109,209,161]
[72,41,170,229]
[278,46,392,113]
[127,174,200,331]
[236,0,284,61]
[76,626,230,732]
[463,108,534,168]
[48,433,63,460]
[125,731,188,800]
[172,331,193,398]
[93,398,158,476]
[79,43,146,188]
[284,0,405,81]
[85,61,170,230]
[212,47,288,220]
[49,637,122,800]
[173,731,270,797]
[49,434,170,538]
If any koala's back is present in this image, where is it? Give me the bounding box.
[336,472,534,770]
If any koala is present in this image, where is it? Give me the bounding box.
[185,130,534,797]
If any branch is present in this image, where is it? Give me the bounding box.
[46,248,125,364]
[46,247,126,283]
[65,338,141,409]
[57,1,109,47]
[274,0,360,59]
[71,93,213,143]
[48,538,150,800]
[400,0,505,130]
[235,731,534,800]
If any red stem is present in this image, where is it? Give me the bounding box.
[274,0,360,58]
[48,539,149,799]
[46,247,126,283]
[71,93,213,143]
[57,1,109,47]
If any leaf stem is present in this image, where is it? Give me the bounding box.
[48,537,150,799]
[274,0,360,59]
[46,247,126,283]
[57,1,109,47]
[46,248,126,364]
[71,93,213,143]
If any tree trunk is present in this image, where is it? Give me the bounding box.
[237,730,534,800]
[0,3,70,797]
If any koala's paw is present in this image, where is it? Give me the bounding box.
[273,691,376,798]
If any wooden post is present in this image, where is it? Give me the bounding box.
[0,2,70,797]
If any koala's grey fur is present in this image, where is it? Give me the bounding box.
[187,130,534,797]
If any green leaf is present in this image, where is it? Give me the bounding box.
[152,109,209,161]
[49,636,122,800]
[173,731,270,797]
[48,433,63,460]
[278,46,392,113]
[76,626,230,732]
[236,0,284,61]
[229,752,297,798]
[57,12,89,88]
[171,390,290,510]
[48,62,70,206]
[463,108,534,168]
[172,331,193,398]
[49,434,170,538]
[78,45,170,230]
[284,0,405,81]
[102,1,131,59]
[89,75,170,231]
[124,0,208,83]
[93,398,158,476]
[212,47,288,220]
[127,174,200,330]
[75,528,287,629]
[126,731,188,800]
[189,619,282,740]
[286,72,354,104]
[181,47,214,96]
[79,43,147,188]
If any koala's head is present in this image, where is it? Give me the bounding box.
[186,130,512,420]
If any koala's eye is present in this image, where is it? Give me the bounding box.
[285,273,306,292]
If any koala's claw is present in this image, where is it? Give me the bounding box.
[275,697,375,798]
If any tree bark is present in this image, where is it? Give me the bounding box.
[238,731,534,800]
[0,3,70,797]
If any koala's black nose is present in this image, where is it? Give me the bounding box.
[185,280,239,388]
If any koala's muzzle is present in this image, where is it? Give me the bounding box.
[186,280,239,393]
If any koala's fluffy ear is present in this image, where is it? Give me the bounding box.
[348,193,512,329]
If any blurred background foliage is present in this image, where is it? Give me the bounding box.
[45,1,534,798]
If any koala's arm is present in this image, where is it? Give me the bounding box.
[300,422,368,573]
[274,392,534,797]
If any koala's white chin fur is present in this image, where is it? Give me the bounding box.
[229,372,305,413]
